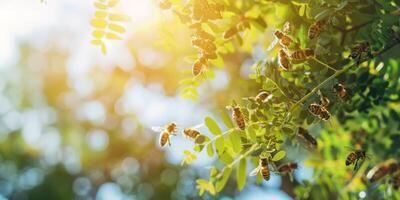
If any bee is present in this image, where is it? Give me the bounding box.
[345,150,368,171]
[333,83,348,100]
[152,123,178,147]
[392,169,400,190]
[232,106,246,130]
[191,38,216,53]
[278,49,291,70]
[297,127,317,149]
[308,20,326,39]
[308,103,330,121]
[278,162,298,174]
[290,48,314,60]
[349,42,373,64]
[367,159,398,183]
[254,91,273,104]
[267,22,293,51]
[159,0,172,10]
[317,90,330,108]
[192,57,206,76]
[250,158,270,181]
[183,124,203,139]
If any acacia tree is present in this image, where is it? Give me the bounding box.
[153,0,400,199]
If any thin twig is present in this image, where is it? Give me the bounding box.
[312,57,338,72]
[215,143,260,179]
[286,39,400,120]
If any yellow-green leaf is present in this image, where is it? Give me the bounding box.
[207,143,214,157]
[106,32,122,40]
[95,11,108,18]
[237,158,247,191]
[204,116,222,135]
[94,2,108,10]
[215,137,225,155]
[90,39,103,46]
[109,23,126,34]
[229,130,242,153]
[272,150,286,161]
[108,0,120,7]
[90,19,107,29]
[215,167,232,192]
[92,30,106,38]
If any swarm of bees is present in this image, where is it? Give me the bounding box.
[152,123,178,147]
[349,42,373,64]
[297,127,318,149]
[367,159,398,184]
[159,0,223,77]
[268,22,315,71]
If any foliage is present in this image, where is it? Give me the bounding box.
[159,0,400,198]
[90,0,131,54]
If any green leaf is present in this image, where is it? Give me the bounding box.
[314,9,333,20]
[207,143,214,157]
[272,150,286,161]
[205,116,222,135]
[216,167,232,192]
[237,158,247,191]
[195,134,206,144]
[229,130,242,153]
[215,137,225,155]
[220,110,234,129]
[246,126,257,142]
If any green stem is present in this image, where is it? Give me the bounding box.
[215,143,260,179]
[312,57,338,72]
[287,40,400,120]
[266,77,297,102]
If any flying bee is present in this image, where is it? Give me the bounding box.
[278,49,291,70]
[152,123,178,147]
[349,42,373,64]
[290,48,314,60]
[250,158,270,181]
[367,159,398,183]
[345,150,368,171]
[308,20,326,39]
[267,22,293,51]
[297,127,317,149]
[317,90,330,108]
[392,169,400,190]
[333,83,348,101]
[232,107,246,130]
[308,103,330,121]
[182,124,204,139]
[278,162,298,174]
[192,57,206,76]
[254,91,273,104]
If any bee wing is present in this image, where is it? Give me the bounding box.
[151,126,165,132]
[267,38,279,52]
[283,21,291,34]
[249,167,260,176]
[192,123,204,129]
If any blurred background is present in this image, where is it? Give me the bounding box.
[0,0,318,199]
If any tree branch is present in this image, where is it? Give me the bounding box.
[287,39,400,119]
